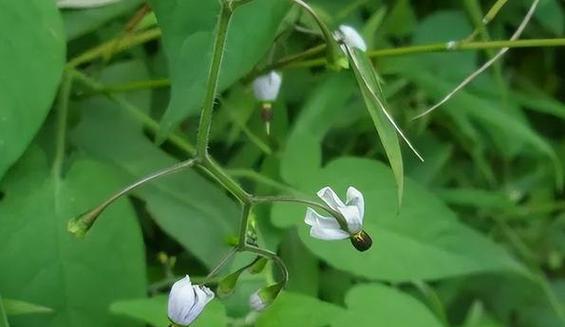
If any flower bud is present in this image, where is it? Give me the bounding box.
[336,25,367,52]
[350,230,373,252]
[249,282,284,311]
[67,207,104,238]
[168,275,214,326]
[252,71,282,102]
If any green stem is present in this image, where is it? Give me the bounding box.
[196,2,233,156]
[252,195,348,231]
[274,38,565,71]
[290,0,345,69]
[243,245,289,285]
[88,78,170,95]
[205,247,239,281]
[199,158,251,203]
[68,159,198,238]
[228,169,299,194]
[237,204,252,248]
[52,73,73,179]
[67,27,161,68]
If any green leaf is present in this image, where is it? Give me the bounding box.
[331,284,443,327]
[273,157,527,281]
[0,0,65,181]
[256,292,345,327]
[70,61,239,268]
[60,0,143,40]
[0,148,146,327]
[346,46,412,205]
[148,0,290,135]
[111,296,227,327]
[0,295,9,327]
[2,299,52,316]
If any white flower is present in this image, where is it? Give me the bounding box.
[56,0,122,9]
[252,71,282,102]
[249,290,267,311]
[336,25,367,52]
[168,275,214,326]
[305,186,364,240]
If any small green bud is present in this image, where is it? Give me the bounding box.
[67,207,103,238]
[350,230,373,252]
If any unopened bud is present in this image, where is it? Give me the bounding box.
[249,282,284,311]
[350,230,372,252]
[67,206,104,238]
[252,71,282,102]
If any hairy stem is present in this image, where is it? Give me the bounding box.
[196,2,233,156]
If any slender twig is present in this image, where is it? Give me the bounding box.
[196,3,233,156]
[244,245,289,284]
[67,28,161,68]
[252,195,348,231]
[413,0,540,119]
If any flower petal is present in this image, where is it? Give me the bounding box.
[346,186,364,220]
[310,226,349,240]
[305,208,349,240]
[185,285,215,324]
[168,275,196,325]
[316,186,346,212]
[253,71,282,102]
[337,205,363,234]
[338,25,367,51]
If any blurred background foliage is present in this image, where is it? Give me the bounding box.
[0,0,564,326]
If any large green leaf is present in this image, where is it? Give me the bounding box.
[111,296,227,327]
[148,0,290,135]
[273,157,526,281]
[0,149,146,327]
[256,292,345,327]
[0,0,65,181]
[70,61,240,268]
[331,284,442,327]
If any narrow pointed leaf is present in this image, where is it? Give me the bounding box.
[346,46,422,204]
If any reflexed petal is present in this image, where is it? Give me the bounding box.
[185,285,215,324]
[168,276,196,325]
[338,25,367,51]
[305,208,349,240]
[346,186,364,220]
[316,186,346,212]
[337,205,362,234]
[310,226,349,240]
